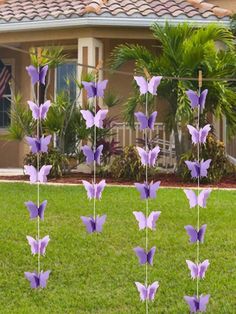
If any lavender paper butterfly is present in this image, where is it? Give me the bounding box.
[137,146,160,167]
[185,159,211,178]
[81,145,103,165]
[133,211,161,230]
[82,180,106,200]
[26,235,50,256]
[27,100,51,120]
[186,89,208,110]
[25,135,52,154]
[135,181,161,199]
[81,109,108,129]
[24,165,52,183]
[184,294,210,313]
[82,80,108,98]
[134,76,162,95]
[134,246,156,265]
[186,259,210,280]
[24,270,51,289]
[184,189,212,208]
[81,215,106,234]
[187,124,211,145]
[135,111,157,130]
[26,65,48,86]
[135,281,159,301]
[25,200,47,220]
[185,224,207,243]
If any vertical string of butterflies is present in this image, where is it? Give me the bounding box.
[184,72,212,312]
[133,73,162,308]
[80,69,108,233]
[24,60,52,289]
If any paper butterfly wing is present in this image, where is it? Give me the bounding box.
[147,211,161,230]
[148,111,157,130]
[148,76,162,95]
[25,201,39,219]
[134,183,147,199]
[40,135,52,153]
[137,147,148,166]
[184,189,198,208]
[184,296,197,312]
[133,211,146,230]
[27,101,40,120]
[134,76,148,95]
[185,225,198,243]
[133,247,147,265]
[81,110,95,128]
[96,80,108,98]
[149,181,161,199]
[148,281,159,301]
[26,236,38,255]
[186,90,199,109]
[39,270,51,288]
[185,161,198,178]
[81,145,94,164]
[187,125,199,145]
[199,260,210,279]
[200,159,211,178]
[147,246,156,265]
[25,137,39,154]
[24,272,39,289]
[24,165,37,183]
[199,124,211,143]
[81,216,94,233]
[94,109,108,128]
[38,200,47,220]
[94,145,103,164]
[135,112,148,130]
[95,215,107,233]
[135,282,147,301]
[198,224,207,243]
[26,65,39,85]
[199,89,208,110]
[149,146,160,167]
[198,189,212,208]
[39,65,48,85]
[82,81,96,98]
[40,235,50,255]
[82,180,94,199]
[38,165,52,183]
[95,180,106,199]
[40,100,51,120]
[186,260,198,279]
[199,294,210,312]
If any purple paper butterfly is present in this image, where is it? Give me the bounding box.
[81,145,103,165]
[184,294,210,313]
[133,211,161,230]
[25,200,47,220]
[186,259,210,280]
[186,89,208,110]
[24,165,52,183]
[82,80,108,98]
[185,224,207,243]
[27,100,51,120]
[26,235,50,256]
[134,246,156,265]
[187,124,211,145]
[185,159,211,178]
[184,189,212,208]
[134,181,161,199]
[26,65,48,86]
[135,111,157,130]
[81,109,108,129]
[135,281,159,301]
[24,270,51,289]
[137,146,160,167]
[134,76,162,95]
[25,135,52,154]
[82,180,106,200]
[81,215,106,234]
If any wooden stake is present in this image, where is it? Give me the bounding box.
[198,70,202,89]
[144,67,151,81]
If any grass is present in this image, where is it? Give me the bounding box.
[0,182,235,314]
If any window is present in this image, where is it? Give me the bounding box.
[55,61,77,101]
[0,64,12,128]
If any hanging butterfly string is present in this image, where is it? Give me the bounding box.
[93,70,98,219]
[145,91,149,314]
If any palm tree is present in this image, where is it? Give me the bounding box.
[111,22,236,161]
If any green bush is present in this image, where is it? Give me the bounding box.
[179,134,235,183]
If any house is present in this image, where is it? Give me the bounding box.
[0,0,234,168]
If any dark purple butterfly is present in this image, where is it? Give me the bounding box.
[81,215,106,233]
[27,100,51,120]
[82,80,108,98]
[185,224,207,243]
[82,180,106,200]
[135,281,159,301]
[134,181,161,199]
[186,259,210,280]
[133,246,156,265]
[134,76,162,95]
[81,145,103,165]
[81,109,108,129]
[186,89,208,110]
[26,235,50,256]
[25,200,47,220]
[136,146,160,167]
[134,111,157,130]
[25,270,51,289]
[25,135,52,154]
[24,165,52,183]
[133,211,161,230]
[184,189,212,208]
[184,294,210,312]
[26,65,48,86]
[185,159,211,178]
[187,124,211,144]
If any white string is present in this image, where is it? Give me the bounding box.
[93,73,97,219]
[36,73,40,275]
[145,92,149,314]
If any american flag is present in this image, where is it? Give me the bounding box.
[0,60,11,99]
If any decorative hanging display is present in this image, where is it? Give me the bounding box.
[24,51,52,289]
[184,71,212,312]
[133,71,162,310]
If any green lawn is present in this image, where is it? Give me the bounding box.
[0,183,235,313]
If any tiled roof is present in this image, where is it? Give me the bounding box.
[0,0,231,24]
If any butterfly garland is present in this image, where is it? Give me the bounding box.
[184,84,211,312]
[80,78,108,233]
[133,75,162,306]
[24,64,52,288]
